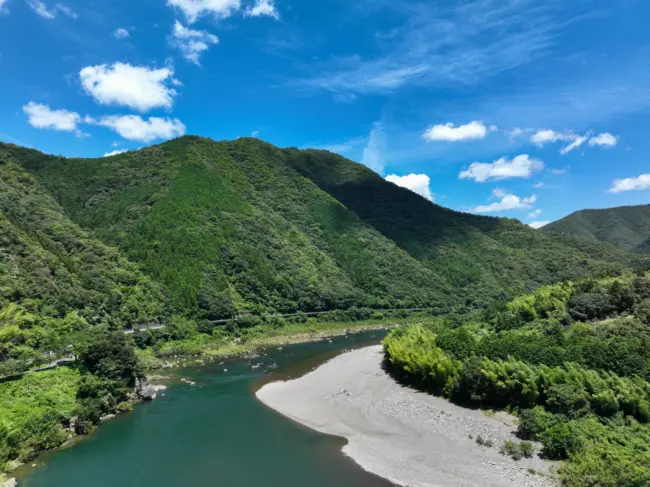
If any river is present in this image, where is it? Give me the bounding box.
[18,330,393,487]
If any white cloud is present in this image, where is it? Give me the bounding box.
[93,115,186,142]
[589,132,618,148]
[560,134,588,155]
[113,28,130,39]
[608,174,650,193]
[532,129,617,153]
[170,21,219,65]
[361,122,385,174]
[104,149,128,157]
[167,0,240,23]
[459,154,544,183]
[244,0,279,19]
[528,209,542,218]
[385,173,434,201]
[23,102,81,132]
[251,130,259,137]
[27,1,76,19]
[533,182,545,188]
[0,0,9,13]
[529,220,551,229]
[80,63,178,112]
[530,129,573,146]
[471,189,536,213]
[422,121,487,142]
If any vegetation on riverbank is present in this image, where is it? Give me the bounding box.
[0,328,145,474]
[383,272,650,486]
[0,311,414,475]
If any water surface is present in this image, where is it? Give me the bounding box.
[21,331,393,487]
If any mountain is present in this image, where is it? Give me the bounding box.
[543,204,650,253]
[0,156,165,375]
[0,136,636,323]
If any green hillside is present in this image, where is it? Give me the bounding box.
[1,136,634,321]
[2,138,638,315]
[0,157,165,376]
[285,148,634,303]
[543,204,650,252]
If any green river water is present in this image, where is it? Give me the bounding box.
[19,330,393,487]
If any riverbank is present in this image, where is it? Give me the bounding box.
[1,324,395,485]
[137,320,403,370]
[256,345,556,487]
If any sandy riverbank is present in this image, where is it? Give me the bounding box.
[256,345,555,487]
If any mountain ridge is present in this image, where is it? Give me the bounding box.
[0,136,637,320]
[543,203,650,252]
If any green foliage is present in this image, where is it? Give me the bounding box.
[384,324,650,484]
[0,158,165,376]
[0,368,80,470]
[500,440,534,460]
[543,204,650,253]
[77,328,141,386]
[2,137,636,321]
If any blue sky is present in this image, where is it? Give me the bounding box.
[1,0,649,226]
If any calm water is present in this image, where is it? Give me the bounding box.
[20,331,393,487]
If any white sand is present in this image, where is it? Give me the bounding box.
[256,345,555,487]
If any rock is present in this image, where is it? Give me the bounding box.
[135,377,157,400]
[152,384,167,392]
[1,478,17,487]
[99,414,116,423]
[67,416,78,434]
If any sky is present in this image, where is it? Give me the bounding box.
[0,0,649,227]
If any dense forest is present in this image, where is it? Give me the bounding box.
[383,271,650,486]
[544,204,650,253]
[1,136,636,321]
[0,136,647,479]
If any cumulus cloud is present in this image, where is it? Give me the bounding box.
[385,173,434,201]
[167,0,240,23]
[608,174,650,193]
[361,122,385,174]
[170,21,219,65]
[529,220,551,229]
[459,154,544,183]
[244,0,279,19]
[104,149,128,157]
[113,28,130,39]
[530,129,573,146]
[27,1,76,19]
[589,132,618,148]
[528,209,542,218]
[471,189,536,213]
[23,102,81,132]
[422,121,487,142]
[80,63,178,112]
[91,115,185,142]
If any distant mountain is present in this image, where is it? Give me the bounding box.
[543,204,650,253]
[0,136,636,322]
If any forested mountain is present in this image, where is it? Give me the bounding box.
[0,137,637,323]
[543,204,650,253]
[0,158,165,375]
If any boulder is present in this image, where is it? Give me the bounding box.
[135,377,157,400]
